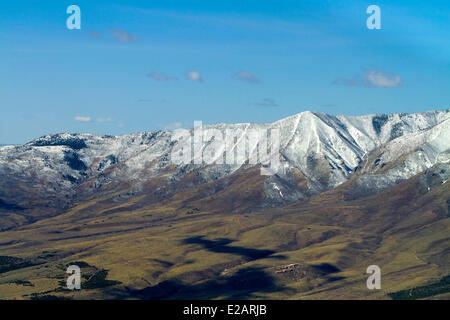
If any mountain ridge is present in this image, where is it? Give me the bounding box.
[1,110,449,222]
[0,109,448,230]
[0,110,449,300]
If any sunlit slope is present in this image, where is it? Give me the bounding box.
[0,164,448,300]
[1,110,449,231]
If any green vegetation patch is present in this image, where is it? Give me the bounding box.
[372,114,388,135]
[0,256,35,274]
[63,151,87,171]
[8,279,34,287]
[83,270,121,289]
[32,137,87,150]
[388,275,450,300]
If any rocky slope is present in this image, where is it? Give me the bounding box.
[0,110,449,228]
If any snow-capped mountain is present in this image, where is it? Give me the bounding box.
[0,110,449,222]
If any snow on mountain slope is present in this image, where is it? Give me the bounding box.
[271,110,450,197]
[0,110,448,212]
[347,115,450,199]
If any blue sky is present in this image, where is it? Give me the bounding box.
[0,0,449,144]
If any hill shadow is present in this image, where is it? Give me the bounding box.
[183,236,286,261]
[0,198,25,211]
[109,266,289,300]
[310,263,346,284]
[311,263,341,275]
[106,237,289,299]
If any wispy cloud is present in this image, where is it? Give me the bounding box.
[109,29,137,42]
[147,73,178,81]
[74,116,91,122]
[88,31,101,39]
[186,71,203,82]
[255,98,278,107]
[333,69,402,88]
[96,117,113,123]
[233,71,260,83]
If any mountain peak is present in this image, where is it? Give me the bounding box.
[1,110,448,216]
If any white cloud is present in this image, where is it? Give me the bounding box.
[74,116,91,122]
[186,71,203,82]
[333,69,402,88]
[365,70,402,88]
[234,71,260,83]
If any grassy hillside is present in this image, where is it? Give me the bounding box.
[0,166,448,300]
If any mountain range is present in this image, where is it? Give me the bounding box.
[0,110,449,299]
